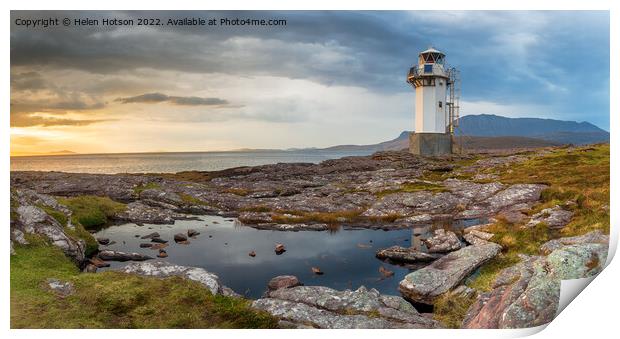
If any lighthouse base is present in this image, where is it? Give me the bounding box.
[409,133,453,156]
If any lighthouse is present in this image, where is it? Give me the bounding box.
[406,47,460,156]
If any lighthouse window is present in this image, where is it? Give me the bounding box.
[424,64,433,73]
[438,101,443,108]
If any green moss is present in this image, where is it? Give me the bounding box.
[179,193,210,206]
[433,292,478,328]
[38,205,68,226]
[58,196,126,230]
[64,224,99,257]
[133,182,161,195]
[11,240,278,329]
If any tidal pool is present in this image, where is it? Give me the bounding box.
[94,215,482,299]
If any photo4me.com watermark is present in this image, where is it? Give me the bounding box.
[14,16,287,28]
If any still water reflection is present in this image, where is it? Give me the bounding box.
[95,215,480,299]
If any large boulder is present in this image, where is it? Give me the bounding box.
[463,233,608,329]
[252,285,441,329]
[399,242,502,304]
[118,261,238,296]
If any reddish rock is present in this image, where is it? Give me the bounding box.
[267,275,302,291]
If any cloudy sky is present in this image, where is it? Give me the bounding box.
[10,10,609,155]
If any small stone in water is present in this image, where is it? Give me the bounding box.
[275,243,286,254]
[139,243,152,248]
[174,233,188,242]
[157,249,168,258]
[249,251,256,257]
[379,266,394,278]
[311,267,324,275]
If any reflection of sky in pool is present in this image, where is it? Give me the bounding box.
[95,216,481,299]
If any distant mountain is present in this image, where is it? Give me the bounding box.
[454,114,609,145]
[316,114,608,152]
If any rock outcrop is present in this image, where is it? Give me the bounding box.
[10,150,544,231]
[252,284,441,329]
[118,261,238,296]
[462,231,608,329]
[399,242,502,304]
[11,189,86,264]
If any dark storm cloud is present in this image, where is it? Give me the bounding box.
[10,71,48,91]
[10,10,610,129]
[116,93,229,106]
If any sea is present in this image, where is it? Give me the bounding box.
[10,150,373,174]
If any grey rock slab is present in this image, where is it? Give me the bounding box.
[118,261,237,296]
[253,285,440,329]
[399,242,502,304]
[376,246,442,263]
[540,230,609,255]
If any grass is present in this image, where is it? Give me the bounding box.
[133,182,161,195]
[466,144,609,292]
[433,292,478,328]
[58,196,126,230]
[11,237,278,329]
[375,181,448,198]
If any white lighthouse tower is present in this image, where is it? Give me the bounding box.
[407,47,460,156]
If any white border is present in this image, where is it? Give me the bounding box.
[2,1,617,339]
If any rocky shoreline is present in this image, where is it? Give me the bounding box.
[10,146,610,329]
